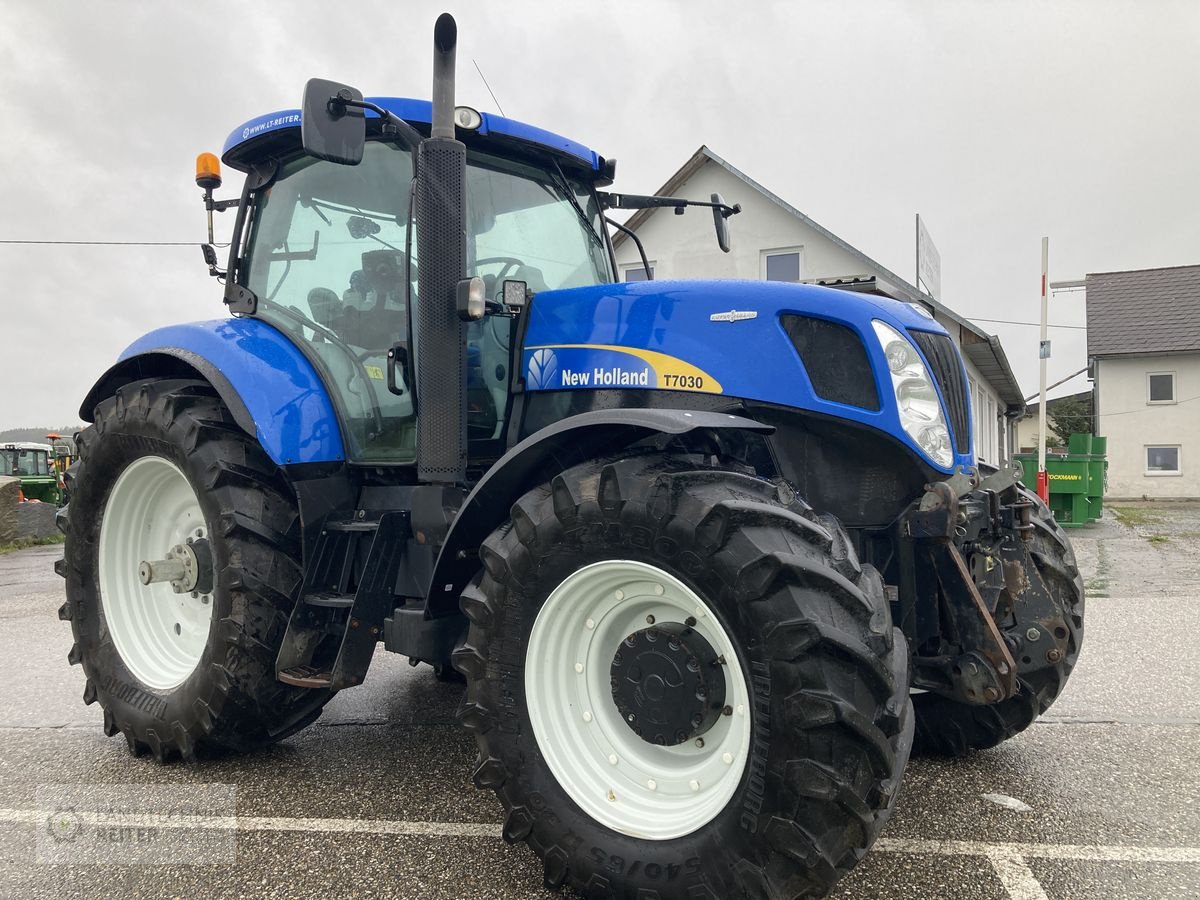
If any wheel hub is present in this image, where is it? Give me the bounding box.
[610,621,727,746]
[137,537,213,595]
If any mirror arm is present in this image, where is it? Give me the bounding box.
[604,216,653,282]
[333,97,425,149]
[599,191,742,219]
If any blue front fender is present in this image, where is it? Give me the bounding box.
[90,318,345,466]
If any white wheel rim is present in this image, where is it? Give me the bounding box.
[525,560,752,841]
[98,456,214,691]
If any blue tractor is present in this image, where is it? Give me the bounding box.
[58,14,1083,899]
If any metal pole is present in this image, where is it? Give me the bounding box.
[915,214,920,291]
[1037,236,1050,502]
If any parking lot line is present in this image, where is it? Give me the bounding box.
[5,807,1200,867]
[984,849,1049,900]
[873,837,1200,864]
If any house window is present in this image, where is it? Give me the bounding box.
[1145,445,1181,475]
[763,248,802,283]
[623,263,655,282]
[1147,372,1176,403]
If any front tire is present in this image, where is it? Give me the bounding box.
[454,454,912,899]
[59,378,334,760]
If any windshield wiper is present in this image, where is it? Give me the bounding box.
[548,160,606,252]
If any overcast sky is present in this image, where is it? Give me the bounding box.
[2,0,1197,429]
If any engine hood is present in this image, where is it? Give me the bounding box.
[518,278,970,473]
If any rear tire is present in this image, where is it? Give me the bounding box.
[912,485,1085,756]
[59,378,334,761]
[454,453,912,899]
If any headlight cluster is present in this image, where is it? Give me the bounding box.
[871,321,954,468]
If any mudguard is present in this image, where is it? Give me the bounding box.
[424,408,774,617]
[79,318,345,466]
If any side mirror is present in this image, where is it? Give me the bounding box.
[301,78,366,165]
[711,192,732,253]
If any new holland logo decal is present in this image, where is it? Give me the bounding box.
[526,348,559,390]
[709,310,757,323]
[524,345,723,394]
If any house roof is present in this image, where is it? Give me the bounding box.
[613,145,1027,412]
[1086,264,1200,357]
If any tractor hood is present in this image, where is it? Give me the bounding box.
[520,279,972,472]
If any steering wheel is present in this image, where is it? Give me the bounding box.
[474,256,525,284]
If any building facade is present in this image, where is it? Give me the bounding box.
[1087,265,1200,498]
[612,147,1025,465]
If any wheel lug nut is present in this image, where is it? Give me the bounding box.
[585,618,595,630]
[583,711,593,723]
[691,713,703,728]
[645,614,655,625]
[722,752,734,765]
[722,705,733,717]
[695,737,705,748]
[608,754,618,766]
[689,780,700,792]
[654,584,665,596]
[647,779,657,791]
[615,590,624,600]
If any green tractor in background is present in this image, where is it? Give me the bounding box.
[2,441,64,505]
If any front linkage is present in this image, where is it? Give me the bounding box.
[899,461,1073,707]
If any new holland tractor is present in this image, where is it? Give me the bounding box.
[57,14,1083,899]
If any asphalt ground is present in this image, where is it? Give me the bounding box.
[1,505,1198,899]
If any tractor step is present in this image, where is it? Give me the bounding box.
[304,592,355,609]
[276,510,410,690]
[277,665,334,689]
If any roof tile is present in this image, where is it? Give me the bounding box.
[1086,264,1200,356]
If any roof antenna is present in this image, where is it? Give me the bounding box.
[472,58,505,117]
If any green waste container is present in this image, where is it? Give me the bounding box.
[1013,433,1107,527]
[1067,433,1091,454]
[1086,436,1107,517]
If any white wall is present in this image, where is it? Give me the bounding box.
[1097,352,1200,498]
[613,159,1011,464]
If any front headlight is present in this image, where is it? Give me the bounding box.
[871,320,954,468]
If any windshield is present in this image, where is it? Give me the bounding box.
[244,139,611,464]
[3,448,50,477]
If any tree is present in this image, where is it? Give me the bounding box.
[1047,396,1093,447]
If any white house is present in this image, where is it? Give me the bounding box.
[1087,264,1200,498]
[611,146,1025,465]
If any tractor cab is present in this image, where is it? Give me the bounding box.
[220,100,615,465]
[2,442,62,504]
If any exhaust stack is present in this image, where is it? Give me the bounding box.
[430,14,457,139]
[415,12,468,484]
